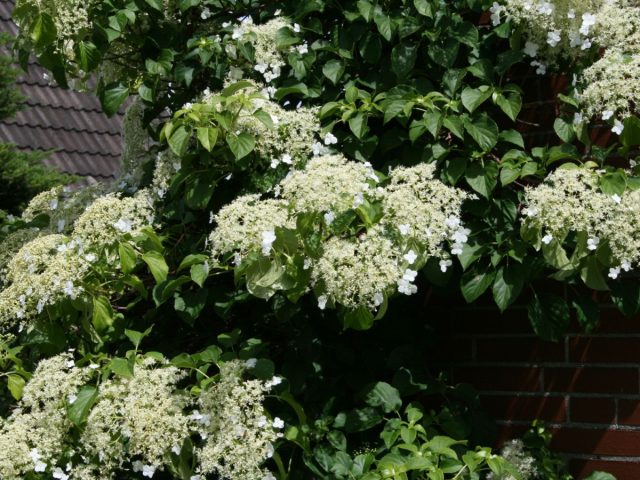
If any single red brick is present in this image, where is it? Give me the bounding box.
[570,459,640,480]
[476,337,564,363]
[481,394,567,422]
[618,399,640,426]
[544,367,639,394]
[569,337,640,363]
[570,397,616,424]
[452,366,541,392]
[551,428,640,456]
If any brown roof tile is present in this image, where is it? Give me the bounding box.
[0,1,123,181]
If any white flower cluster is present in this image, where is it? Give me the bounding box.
[201,83,322,168]
[494,0,602,71]
[0,353,90,480]
[523,167,640,278]
[209,156,470,310]
[151,149,182,200]
[231,17,289,84]
[487,439,538,480]
[80,358,190,477]
[196,360,282,480]
[15,0,95,59]
[209,194,294,261]
[0,190,155,328]
[580,51,640,127]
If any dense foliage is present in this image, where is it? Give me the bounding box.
[0,0,637,478]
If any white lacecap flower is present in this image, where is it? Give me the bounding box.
[373,292,384,307]
[245,358,258,368]
[538,1,553,15]
[68,394,77,404]
[622,261,632,272]
[50,198,58,210]
[573,112,583,125]
[297,43,308,54]
[281,154,292,165]
[567,8,575,19]
[113,218,133,233]
[293,23,301,33]
[172,445,181,455]
[612,194,622,204]
[89,363,99,369]
[200,7,212,19]
[262,474,277,480]
[66,360,75,368]
[403,250,418,265]
[261,230,277,255]
[547,30,561,47]
[272,417,284,429]
[542,234,553,244]
[52,467,69,480]
[439,259,453,273]
[303,258,312,270]
[30,449,41,463]
[323,132,338,145]
[523,41,539,57]
[270,158,280,169]
[489,2,502,26]
[580,12,597,35]
[317,295,328,310]
[142,464,156,478]
[352,192,364,208]
[398,224,410,236]
[57,219,66,233]
[612,119,624,136]
[34,461,47,472]
[269,376,282,387]
[609,267,621,279]
[581,38,592,50]
[445,215,461,229]
[602,110,614,121]
[587,237,600,250]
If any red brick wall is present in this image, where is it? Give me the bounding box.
[429,305,640,479]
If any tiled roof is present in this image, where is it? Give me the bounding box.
[0,0,123,182]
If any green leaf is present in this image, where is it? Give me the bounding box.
[125,326,153,350]
[495,93,522,121]
[221,80,255,96]
[67,386,98,427]
[7,374,25,400]
[357,0,374,21]
[460,267,496,303]
[322,59,345,85]
[383,100,408,124]
[101,84,129,116]
[75,41,100,72]
[31,13,57,47]
[621,116,640,147]
[492,265,525,312]
[92,296,114,333]
[348,112,368,140]
[528,294,570,341]
[145,0,163,10]
[413,0,433,16]
[428,38,459,68]
[168,125,190,157]
[196,127,218,152]
[190,263,208,287]
[178,254,209,271]
[461,86,492,113]
[599,172,627,196]
[275,26,299,49]
[109,357,134,378]
[362,382,402,413]
[463,114,499,151]
[118,242,137,274]
[226,132,255,160]
[584,472,617,480]
[374,12,393,41]
[553,117,576,142]
[343,306,375,330]
[391,43,418,80]
[580,256,609,291]
[498,129,525,148]
[465,160,498,198]
[142,251,169,283]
